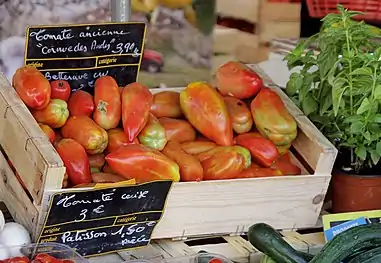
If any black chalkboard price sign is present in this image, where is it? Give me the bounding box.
[24,22,146,93]
[37,180,173,257]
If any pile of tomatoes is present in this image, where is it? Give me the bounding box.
[9,61,302,189]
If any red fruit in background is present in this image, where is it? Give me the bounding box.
[107,128,138,153]
[67,90,94,117]
[50,80,71,101]
[93,76,121,130]
[55,138,91,186]
[32,99,69,128]
[121,82,153,142]
[12,66,51,109]
[215,61,263,99]
[38,123,56,144]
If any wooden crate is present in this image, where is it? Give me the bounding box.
[216,0,260,24]
[88,229,325,263]
[0,65,337,243]
[213,0,301,63]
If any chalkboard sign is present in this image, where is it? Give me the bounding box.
[37,180,173,257]
[24,22,146,93]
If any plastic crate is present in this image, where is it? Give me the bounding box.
[0,243,88,263]
[306,0,381,20]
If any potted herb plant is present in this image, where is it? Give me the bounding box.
[284,5,381,213]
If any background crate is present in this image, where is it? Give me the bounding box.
[0,65,336,243]
[213,0,301,66]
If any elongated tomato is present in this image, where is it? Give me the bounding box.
[55,138,91,186]
[122,82,153,142]
[12,66,51,109]
[162,141,203,182]
[93,76,121,130]
[106,144,180,183]
[61,116,108,154]
[180,82,233,146]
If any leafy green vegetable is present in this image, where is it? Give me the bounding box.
[284,5,381,173]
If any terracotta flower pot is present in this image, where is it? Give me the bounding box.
[332,170,381,213]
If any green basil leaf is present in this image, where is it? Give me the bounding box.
[349,68,372,76]
[357,98,371,114]
[370,150,380,165]
[355,146,367,161]
[370,114,381,123]
[302,94,318,116]
[350,122,364,134]
[332,81,347,116]
[377,142,381,156]
[374,85,381,100]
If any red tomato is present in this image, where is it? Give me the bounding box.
[12,66,51,109]
[34,254,56,263]
[50,80,71,101]
[62,260,74,263]
[8,257,30,263]
[93,76,121,130]
[121,82,153,142]
[55,138,92,186]
[216,61,263,99]
[67,90,94,117]
[107,128,138,153]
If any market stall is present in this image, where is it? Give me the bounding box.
[1,0,381,262]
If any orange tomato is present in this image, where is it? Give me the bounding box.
[61,116,108,154]
[162,141,203,182]
[38,123,56,144]
[158,117,196,143]
[32,99,69,128]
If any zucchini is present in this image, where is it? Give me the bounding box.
[248,223,313,263]
[310,224,381,263]
[347,246,381,263]
[260,255,277,263]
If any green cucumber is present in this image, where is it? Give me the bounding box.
[260,255,277,263]
[347,246,381,263]
[248,223,313,263]
[310,224,381,263]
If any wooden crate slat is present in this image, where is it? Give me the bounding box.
[116,231,325,263]
[217,0,259,24]
[260,2,301,22]
[0,74,65,204]
[0,150,38,232]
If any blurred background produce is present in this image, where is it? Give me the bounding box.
[0,0,215,88]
